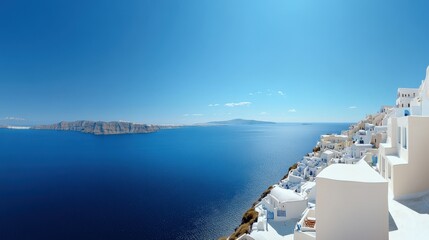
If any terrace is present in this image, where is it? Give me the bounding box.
[294,208,316,240]
[389,187,429,240]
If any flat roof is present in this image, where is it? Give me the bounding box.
[397,88,419,92]
[389,189,429,240]
[354,143,373,147]
[250,221,295,240]
[301,181,316,191]
[321,134,348,138]
[317,160,387,183]
[270,185,304,202]
[386,155,407,165]
[322,150,334,155]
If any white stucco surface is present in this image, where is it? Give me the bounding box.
[270,186,304,202]
[250,221,295,240]
[317,159,385,183]
[388,187,429,240]
[316,160,388,240]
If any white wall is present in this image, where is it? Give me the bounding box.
[284,200,308,220]
[351,144,372,159]
[391,116,429,197]
[265,194,308,221]
[316,178,388,240]
[396,88,418,108]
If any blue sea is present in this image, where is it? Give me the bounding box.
[0,123,349,240]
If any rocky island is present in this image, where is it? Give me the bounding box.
[32,120,173,135]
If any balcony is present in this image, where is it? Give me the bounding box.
[294,208,316,240]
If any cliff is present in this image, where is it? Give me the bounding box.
[32,121,166,135]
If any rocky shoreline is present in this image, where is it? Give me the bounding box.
[218,160,299,240]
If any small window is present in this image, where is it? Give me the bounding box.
[398,127,401,144]
[277,210,286,217]
[404,110,410,116]
[403,128,407,149]
[408,103,410,107]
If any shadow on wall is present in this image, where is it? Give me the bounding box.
[267,219,297,236]
[397,192,429,215]
[389,212,398,232]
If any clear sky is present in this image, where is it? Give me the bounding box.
[1,0,428,125]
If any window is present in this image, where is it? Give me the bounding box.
[403,128,407,149]
[277,210,286,217]
[408,103,410,107]
[404,110,410,116]
[398,127,401,144]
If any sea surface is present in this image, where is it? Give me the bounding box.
[0,123,349,240]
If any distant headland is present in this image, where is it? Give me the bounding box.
[0,118,277,135]
[30,120,176,135]
[206,119,276,125]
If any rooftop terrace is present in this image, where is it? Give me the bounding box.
[389,187,429,240]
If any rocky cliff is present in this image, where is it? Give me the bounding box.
[32,121,166,135]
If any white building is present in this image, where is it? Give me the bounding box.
[382,108,395,126]
[282,173,304,191]
[300,181,316,203]
[373,125,388,147]
[287,156,327,184]
[320,150,334,163]
[294,160,388,240]
[318,134,348,151]
[350,143,373,160]
[352,129,372,144]
[320,149,343,164]
[294,207,316,240]
[262,185,308,221]
[380,105,393,114]
[396,88,418,109]
[379,66,429,198]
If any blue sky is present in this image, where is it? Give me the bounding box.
[0,0,428,125]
